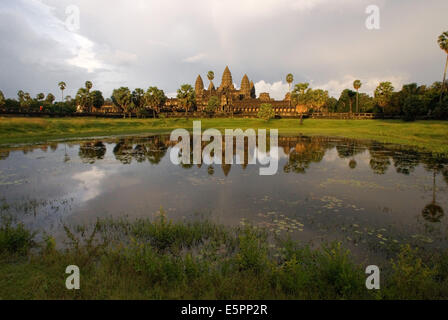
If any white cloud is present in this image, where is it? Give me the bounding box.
[0,0,446,99]
[72,167,105,201]
[254,80,289,100]
[183,53,207,63]
[315,75,408,98]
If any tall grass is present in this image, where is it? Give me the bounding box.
[1,211,448,299]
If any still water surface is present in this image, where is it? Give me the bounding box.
[1,134,447,257]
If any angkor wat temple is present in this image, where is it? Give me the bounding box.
[165,66,299,116]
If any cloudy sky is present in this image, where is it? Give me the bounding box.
[0,0,447,100]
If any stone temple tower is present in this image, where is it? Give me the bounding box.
[240,74,250,98]
[218,66,235,91]
[195,75,204,96]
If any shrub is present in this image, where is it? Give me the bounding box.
[0,219,36,255]
[402,95,425,121]
[257,103,275,121]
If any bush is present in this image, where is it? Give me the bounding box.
[205,96,219,117]
[402,95,425,121]
[433,97,448,119]
[257,103,275,121]
[0,219,36,255]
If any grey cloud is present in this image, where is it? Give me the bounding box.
[0,0,447,100]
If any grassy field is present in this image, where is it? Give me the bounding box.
[1,212,448,299]
[0,117,447,154]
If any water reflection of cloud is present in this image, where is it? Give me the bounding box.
[72,167,106,201]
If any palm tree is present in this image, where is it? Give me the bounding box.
[58,81,66,102]
[286,73,294,107]
[207,71,214,88]
[85,81,93,93]
[353,80,362,113]
[177,84,195,119]
[85,81,93,112]
[422,170,444,222]
[438,31,448,102]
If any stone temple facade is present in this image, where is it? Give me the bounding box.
[192,66,296,116]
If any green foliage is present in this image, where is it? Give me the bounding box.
[257,103,275,121]
[90,90,104,109]
[374,81,395,110]
[235,227,268,273]
[145,86,167,117]
[433,97,448,119]
[0,90,5,108]
[336,89,356,113]
[131,88,145,112]
[291,82,310,106]
[176,84,195,113]
[0,218,35,256]
[4,98,19,111]
[75,87,91,111]
[112,87,132,117]
[85,81,93,92]
[205,95,219,115]
[402,95,426,121]
[291,83,329,112]
[3,218,448,299]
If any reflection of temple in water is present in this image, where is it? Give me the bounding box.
[1,135,448,187]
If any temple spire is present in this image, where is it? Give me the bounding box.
[219,66,234,90]
[195,75,204,95]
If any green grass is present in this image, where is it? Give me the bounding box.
[1,117,448,154]
[1,212,448,299]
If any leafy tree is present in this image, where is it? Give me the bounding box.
[176,84,195,117]
[58,81,66,101]
[324,97,338,112]
[85,81,93,93]
[90,90,104,110]
[45,93,55,105]
[36,93,45,101]
[4,99,20,111]
[438,31,448,102]
[402,95,425,121]
[336,89,356,113]
[17,91,31,109]
[22,92,32,109]
[374,82,394,112]
[309,89,329,112]
[358,93,375,112]
[145,87,167,118]
[112,87,132,118]
[17,90,24,103]
[433,95,448,119]
[131,88,146,116]
[205,95,219,116]
[291,83,310,106]
[75,87,91,112]
[257,103,275,121]
[353,80,362,113]
[0,90,5,109]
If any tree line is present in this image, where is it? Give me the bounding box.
[1,31,447,121]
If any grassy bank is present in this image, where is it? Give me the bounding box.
[1,212,448,299]
[0,117,447,154]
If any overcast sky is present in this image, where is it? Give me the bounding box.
[0,0,447,100]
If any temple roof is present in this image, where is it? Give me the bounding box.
[219,66,234,90]
[241,74,250,96]
[195,75,204,93]
[208,80,215,91]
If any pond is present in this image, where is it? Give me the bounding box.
[1,134,447,260]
